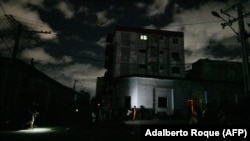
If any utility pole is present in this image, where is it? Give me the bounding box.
[2,14,51,122]
[236,1,250,96]
[73,79,77,90]
[5,15,22,59]
[212,0,250,95]
[12,21,22,59]
[5,14,51,59]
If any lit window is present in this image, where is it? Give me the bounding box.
[140,35,147,40]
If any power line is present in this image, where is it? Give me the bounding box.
[212,0,250,96]
[0,14,229,33]
[0,36,12,55]
[47,48,105,63]
[0,2,7,15]
[12,15,48,27]
[167,20,223,27]
[0,9,246,63]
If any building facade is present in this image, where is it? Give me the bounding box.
[186,58,244,83]
[100,26,186,118]
[97,26,247,122]
[105,26,185,78]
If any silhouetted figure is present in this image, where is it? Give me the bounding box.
[139,106,145,120]
[217,109,229,124]
[92,112,96,123]
[108,104,112,121]
[25,109,39,128]
[132,106,137,120]
[189,111,198,125]
[126,108,132,120]
[97,103,103,122]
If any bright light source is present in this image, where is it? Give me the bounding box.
[75,108,79,112]
[140,35,147,40]
[16,127,52,133]
[14,127,70,134]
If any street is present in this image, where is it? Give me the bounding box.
[2,119,250,141]
[0,121,141,141]
[0,119,188,141]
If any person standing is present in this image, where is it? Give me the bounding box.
[189,111,198,125]
[126,108,132,120]
[30,110,39,128]
[25,109,39,128]
[132,106,137,120]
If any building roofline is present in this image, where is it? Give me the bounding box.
[0,57,76,91]
[194,58,242,64]
[115,26,183,37]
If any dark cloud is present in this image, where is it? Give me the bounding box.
[1,0,248,96]
[205,39,242,59]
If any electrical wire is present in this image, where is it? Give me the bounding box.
[0,2,247,64]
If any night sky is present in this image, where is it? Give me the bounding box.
[0,0,249,96]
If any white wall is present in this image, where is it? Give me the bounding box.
[122,77,174,115]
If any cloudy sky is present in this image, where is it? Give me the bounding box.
[0,0,250,96]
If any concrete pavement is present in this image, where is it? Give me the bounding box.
[0,119,189,141]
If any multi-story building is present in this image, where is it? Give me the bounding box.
[99,26,186,118]
[96,26,248,123]
[105,26,185,78]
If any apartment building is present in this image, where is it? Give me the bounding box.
[98,26,186,117]
[105,26,185,78]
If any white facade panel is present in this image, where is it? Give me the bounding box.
[138,85,153,108]
[122,77,174,115]
[127,78,138,108]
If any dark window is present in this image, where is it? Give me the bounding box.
[173,38,178,44]
[139,49,147,53]
[139,64,147,68]
[125,96,131,109]
[121,48,130,62]
[150,48,158,56]
[120,64,129,75]
[172,67,180,74]
[160,66,164,70]
[158,97,167,108]
[138,52,146,64]
[159,36,164,40]
[172,52,180,60]
[121,32,131,42]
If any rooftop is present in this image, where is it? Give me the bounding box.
[115,26,183,37]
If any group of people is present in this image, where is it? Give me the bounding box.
[188,108,230,125]
[91,103,113,123]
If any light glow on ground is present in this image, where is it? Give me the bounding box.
[14,127,70,134]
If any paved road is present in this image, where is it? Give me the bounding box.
[0,122,140,141]
[0,120,188,141]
